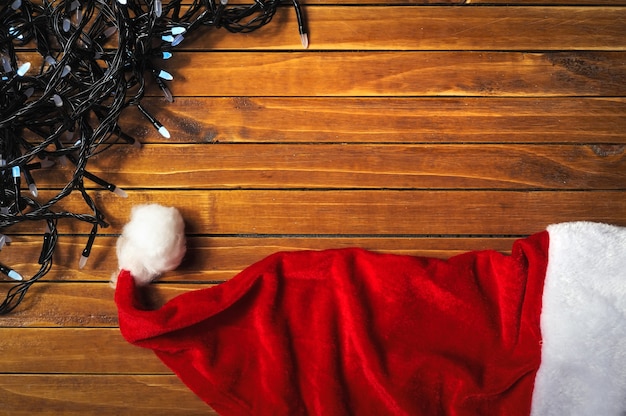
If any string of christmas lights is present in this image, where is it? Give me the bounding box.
[0,0,307,314]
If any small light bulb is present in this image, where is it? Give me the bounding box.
[63,17,71,32]
[17,62,30,76]
[103,27,117,38]
[28,183,38,198]
[162,51,172,60]
[53,94,63,107]
[158,126,171,139]
[171,34,184,47]
[171,27,186,35]
[58,155,69,167]
[61,65,71,77]
[1,56,11,73]
[157,70,173,81]
[161,85,173,102]
[154,0,162,17]
[161,35,174,43]
[11,0,21,10]
[113,187,128,198]
[8,269,23,281]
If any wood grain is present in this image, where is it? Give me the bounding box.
[0,282,214,328]
[186,6,626,51]
[160,51,626,97]
[2,2,625,414]
[7,190,624,236]
[76,144,626,190]
[119,97,626,144]
[0,375,212,416]
[229,0,626,4]
[6,237,519,282]
[0,328,169,373]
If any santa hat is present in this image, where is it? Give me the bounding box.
[114,205,626,416]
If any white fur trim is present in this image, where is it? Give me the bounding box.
[531,222,626,416]
[115,204,186,285]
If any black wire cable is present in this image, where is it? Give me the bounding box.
[0,0,307,314]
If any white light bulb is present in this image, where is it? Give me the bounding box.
[53,94,63,107]
[113,187,128,198]
[171,34,184,47]
[8,269,23,281]
[154,0,162,17]
[79,255,88,269]
[157,70,173,81]
[1,56,11,73]
[17,62,30,76]
[158,126,171,139]
[29,183,38,198]
[161,85,173,103]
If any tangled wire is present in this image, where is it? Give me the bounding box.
[0,0,306,314]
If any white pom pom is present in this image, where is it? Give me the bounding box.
[115,204,186,285]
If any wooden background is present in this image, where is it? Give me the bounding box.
[1,0,625,414]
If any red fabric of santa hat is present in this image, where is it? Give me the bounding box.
[114,206,626,416]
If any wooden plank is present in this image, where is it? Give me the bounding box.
[6,237,519,282]
[187,6,626,51]
[0,282,212,328]
[72,144,626,190]
[0,182,623,325]
[119,97,626,144]
[225,0,626,4]
[0,283,121,327]
[7,190,624,236]
[29,51,626,97]
[160,51,626,97]
[0,328,169,374]
[0,375,212,416]
[468,0,626,3]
